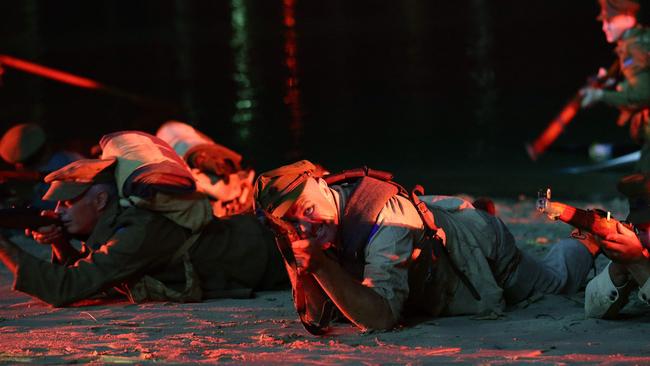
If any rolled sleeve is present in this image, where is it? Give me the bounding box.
[601,72,650,107]
[585,262,623,318]
[362,195,423,320]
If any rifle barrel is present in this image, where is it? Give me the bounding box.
[0,208,61,230]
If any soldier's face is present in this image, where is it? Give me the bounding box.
[54,188,102,236]
[602,15,636,43]
[282,178,339,245]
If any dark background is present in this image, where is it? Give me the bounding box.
[0,1,643,198]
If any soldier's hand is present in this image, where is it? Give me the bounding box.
[601,222,648,263]
[291,238,330,273]
[580,87,604,108]
[571,229,601,257]
[27,224,65,245]
[25,210,65,245]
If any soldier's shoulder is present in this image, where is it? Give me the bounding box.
[635,27,650,45]
[115,203,173,228]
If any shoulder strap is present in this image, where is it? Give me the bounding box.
[410,185,482,301]
[340,176,399,278]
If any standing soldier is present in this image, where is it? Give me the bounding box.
[581,0,650,171]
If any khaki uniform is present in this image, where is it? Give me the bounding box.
[331,186,592,320]
[332,186,515,318]
[601,26,650,171]
[13,201,287,306]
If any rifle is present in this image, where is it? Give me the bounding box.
[536,188,634,239]
[261,211,336,335]
[0,207,61,230]
[526,60,620,161]
[0,170,44,183]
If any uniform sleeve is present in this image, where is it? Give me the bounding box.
[584,262,630,318]
[601,70,650,108]
[13,215,186,306]
[362,195,422,320]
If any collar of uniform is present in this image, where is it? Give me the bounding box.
[84,200,121,250]
[329,184,348,223]
[621,25,644,41]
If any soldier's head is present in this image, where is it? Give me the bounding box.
[0,123,48,170]
[43,158,118,236]
[597,0,640,42]
[255,160,338,244]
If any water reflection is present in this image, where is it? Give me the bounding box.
[230,0,255,142]
[283,0,303,158]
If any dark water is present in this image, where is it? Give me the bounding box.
[0,1,637,198]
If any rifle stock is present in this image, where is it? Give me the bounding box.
[0,208,61,230]
[536,188,632,239]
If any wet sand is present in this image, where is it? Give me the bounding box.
[1,197,649,364]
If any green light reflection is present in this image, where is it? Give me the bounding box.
[230,0,255,141]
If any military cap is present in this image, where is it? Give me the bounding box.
[254,160,321,217]
[42,158,117,201]
[617,172,650,224]
[0,123,46,165]
[598,0,640,20]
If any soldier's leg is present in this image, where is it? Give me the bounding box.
[503,239,594,304]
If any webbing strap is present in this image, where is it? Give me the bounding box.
[170,231,202,264]
[340,176,399,278]
[410,186,482,301]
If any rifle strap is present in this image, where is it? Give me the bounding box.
[170,231,201,264]
[410,186,482,301]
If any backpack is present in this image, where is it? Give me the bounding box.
[99,131,213,303]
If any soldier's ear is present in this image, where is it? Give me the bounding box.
[315,177,329,193]
[94,190,109,211]
[314,178,329,190]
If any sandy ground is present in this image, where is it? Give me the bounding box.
[2,197,650,365]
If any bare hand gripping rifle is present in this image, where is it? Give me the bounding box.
[526,60,620,161]
[536,188,634,239]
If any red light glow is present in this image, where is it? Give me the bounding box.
[0,54,101,90]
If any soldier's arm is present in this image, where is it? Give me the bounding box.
[601,70,650,107]
[29,224,83,265]
[13,213,187,306]
[311,255,398,331]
